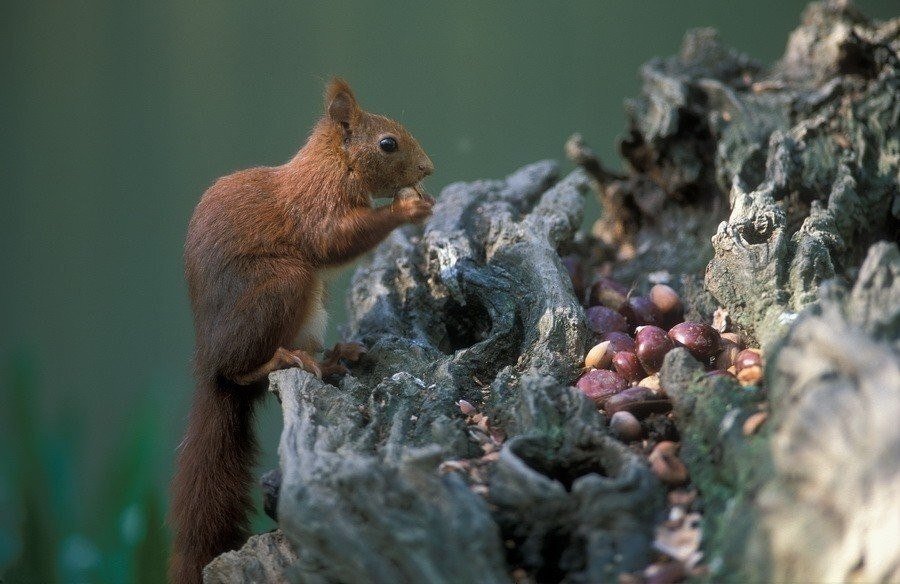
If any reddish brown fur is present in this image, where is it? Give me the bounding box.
[168,78,433,583]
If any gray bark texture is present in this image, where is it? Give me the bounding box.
[204,2,898,582]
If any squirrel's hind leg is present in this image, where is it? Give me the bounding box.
[232,347,321,385]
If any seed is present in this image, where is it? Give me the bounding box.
[576,369,628,406]
[649,441,689,486]
[668,321,721,360]
[604,386,673,418]
[584,341,612,369]
[742,411,768,435]
[457,400,476,415]
[609,411,643,442]
[635,325,675,373]
[734,348,762,372]
[620,295,662,328]
[737,365,763,386]
[600,331,636,353]
[586,305,628,336]
[612,351,647,382]
[638,373,661,392]
[714,337,741,370]
[587,276,628,310]
[649,284,684,323]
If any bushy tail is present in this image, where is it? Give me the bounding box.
[168,375,259,583]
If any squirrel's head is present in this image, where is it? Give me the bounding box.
[323,78,434,197]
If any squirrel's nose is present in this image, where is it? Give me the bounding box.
[417,157,434,176]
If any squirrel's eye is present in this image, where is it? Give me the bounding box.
[379,137,398,153]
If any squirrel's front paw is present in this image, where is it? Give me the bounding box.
[393,195,434,223]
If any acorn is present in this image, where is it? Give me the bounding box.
[612,351,647,383]
[714,336,741,370]
[649,441,689,486]
[609,411,643,442]
[668,322,720,360]
[604,386,672,418]
[649,284,684,325]
[585,305,628,337]
[584,341,612,369]
[600,331,636,353]
[587,276,628,310]
[576,369,628,406]
[619,295,662,328]
[635,325,675,373]
[734,348,763,372]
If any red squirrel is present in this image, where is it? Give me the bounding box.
[169,78,434,583]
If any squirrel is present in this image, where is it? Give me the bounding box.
[168,78,434,583]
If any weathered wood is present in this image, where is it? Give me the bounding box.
[206,2,899,582]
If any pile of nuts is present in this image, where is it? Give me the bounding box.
[571,274,765,454]
[561,266,768,581]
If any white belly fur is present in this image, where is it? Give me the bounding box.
[295,268,341,352]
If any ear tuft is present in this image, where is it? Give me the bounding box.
[325,77,360,128]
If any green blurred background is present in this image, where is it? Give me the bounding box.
[1,1,894,581]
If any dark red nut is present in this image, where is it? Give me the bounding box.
[612,351,647,382]
[560,255,585,300]
[604,386,673,418]
[576,369,628,406]
[668,321,721,360]
[609,411,643,442]
[735,348,763,372]
[649,284,683,321]
[635,325,675,374]
[587,276,628,310]
[714,337,741,370]
[600,331,636,353]
[585,306,628,337]
[619,296,662,328]
[649,441,689,486]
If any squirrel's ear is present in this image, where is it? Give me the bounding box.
[325,77,360,129]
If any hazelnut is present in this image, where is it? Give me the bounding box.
[586,305,628,337]
[648,284,681,313]
[649,441,689,486]
[635,325,675,373]
[668,321,720,360]
[713,337,741,370]
[609,410,643,442]
[584,341,612,369]
[612,351,647,383]
[576,369,628,406]
[734,348,763,372]
[605,386,672,418]
[720,332,743,348]
[638,373,661,392]
[600,331,636,353]
[587,276,629,310]
[457,400,476,415]
[619,295,662,328]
